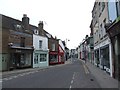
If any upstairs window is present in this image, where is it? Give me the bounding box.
[102,2,105,12]
[34,29,39,35]
[14,24,22,31]
[52,43,55,51]
[20,37,25,47]
[39,40,42,49]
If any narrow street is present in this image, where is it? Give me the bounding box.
[2,58,100,88]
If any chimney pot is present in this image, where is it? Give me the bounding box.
[23,14,27,17]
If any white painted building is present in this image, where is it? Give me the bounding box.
[33,32,49,68]
[58,39,65,63]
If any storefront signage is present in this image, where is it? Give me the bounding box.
[16,50,21,53]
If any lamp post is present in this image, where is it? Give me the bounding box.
[65,39,70,61]
[65,39,70,47]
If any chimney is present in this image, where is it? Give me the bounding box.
[22,14,29,30]
[38,21,44,35]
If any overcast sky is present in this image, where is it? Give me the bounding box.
[0,0,95,49]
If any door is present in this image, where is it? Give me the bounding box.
[33,53,39,68]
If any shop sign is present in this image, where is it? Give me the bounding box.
[16,50,21,53]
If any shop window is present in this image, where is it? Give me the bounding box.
[40,54,47,62]
[50,55,57,62]
[20,54,25,65]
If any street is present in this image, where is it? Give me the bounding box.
[2,58,101,89]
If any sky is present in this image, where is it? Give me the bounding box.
[0,0,95,49]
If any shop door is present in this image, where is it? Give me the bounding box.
[33,53,39,68]
[14,53,21,67]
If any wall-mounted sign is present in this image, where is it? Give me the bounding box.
[16,50,21,53]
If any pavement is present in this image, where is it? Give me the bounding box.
[80,59,119,88]
[1,60,71,78]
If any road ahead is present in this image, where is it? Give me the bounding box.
[2,58,100,88]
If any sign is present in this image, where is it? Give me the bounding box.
[16,50,21,53]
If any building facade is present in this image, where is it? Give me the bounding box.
[105,0,120,80]
[48,38,59,65]
[32,21,49,68]
[1,14,34,71]
[92,1,113,76]
[33,32,49,68]
[58,39,65,64]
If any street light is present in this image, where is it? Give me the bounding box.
[65,39,70,47]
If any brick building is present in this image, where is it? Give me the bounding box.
[1,14,34,71]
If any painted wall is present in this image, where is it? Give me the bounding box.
[33,34,48,51]
[0,54,8,71]
[59,40,65,51]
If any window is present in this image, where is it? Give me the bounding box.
[103,18,107,36]
[34,54,38,64]
[99,2,105,17]
[14,24,22,31]
[100,24,103,38]
[52,43,55,51]
[39,40,42,49]
[102,2,105,12]
[50,55,57,62]
[40,54,47,62]
[34,29,39,35]
[20,37,25,47]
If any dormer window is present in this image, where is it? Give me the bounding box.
[14,24,22,31]
[34,29,39,35]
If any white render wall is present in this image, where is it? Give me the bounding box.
[33,34,48,50]
[59,40,65,51]
[33,34,49,68]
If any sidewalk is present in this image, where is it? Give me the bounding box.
[1,60,71,78]
[81,60,119,88]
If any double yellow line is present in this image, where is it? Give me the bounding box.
[83,64,89,74]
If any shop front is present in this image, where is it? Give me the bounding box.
[33,50,49,68]
[94,49,100,67]
[9,46,33,70]
[106,19,120,80]
[49,51,58,65]
[100,45,110,73]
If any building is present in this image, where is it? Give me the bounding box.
[105,0,120,80]
[86,36,94,63]
[32,21,49,68]
[90,20,95,64]
[1,14,34,71]
[48,37,59,65]
[58,39,65,64]
[92,1,113,76]
[70,49,76,58]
